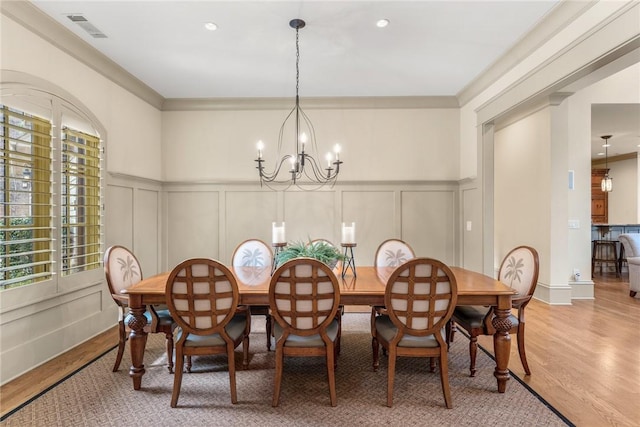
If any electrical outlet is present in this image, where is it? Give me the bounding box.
[573,268,581,281]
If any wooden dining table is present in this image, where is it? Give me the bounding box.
[123,265,516,393]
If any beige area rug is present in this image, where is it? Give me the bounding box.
[1,314,570,426]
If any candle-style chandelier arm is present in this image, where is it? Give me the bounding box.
[252,18,344,189]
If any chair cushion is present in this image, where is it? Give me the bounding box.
[375,315,444,348]
[153,308,174,326]
[274,319,339,347]
[454,306,519,329]
[177,314,247,347]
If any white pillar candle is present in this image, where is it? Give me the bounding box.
[272,222,286,244]
[341,222,355,244]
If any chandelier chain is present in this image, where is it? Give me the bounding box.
[254,18,343,189]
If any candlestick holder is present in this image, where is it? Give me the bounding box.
[341,243,357,277]
[271,242,287,274]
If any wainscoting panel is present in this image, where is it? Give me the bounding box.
[401,190,456,264]
[135,188,160,275]
[341,190,396,266]
[105,185,134,250]
[224,191,278,263]
[167,190,220,267]
[0,287,107,384]
[283,191,336,244]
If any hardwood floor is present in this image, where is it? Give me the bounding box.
[2,275,639,425]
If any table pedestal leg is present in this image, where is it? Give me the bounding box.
[127,301,148,390]
[492,307,512,393]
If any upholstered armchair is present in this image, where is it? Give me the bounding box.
[618,234,640,297]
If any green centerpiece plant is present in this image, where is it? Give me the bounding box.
[275,239,344,269]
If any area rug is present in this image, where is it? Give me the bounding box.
[1,314,572,426]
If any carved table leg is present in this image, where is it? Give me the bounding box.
[127,295,148,390]
[492,304,512,393]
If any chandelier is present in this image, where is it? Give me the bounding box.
[600,135,613,192]
[255,19,343,189]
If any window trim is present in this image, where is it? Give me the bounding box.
[0,77,107,307]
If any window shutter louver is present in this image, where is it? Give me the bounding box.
[1,105,54,289]
[61,127,102,276]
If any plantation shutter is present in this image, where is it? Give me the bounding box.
[0,105,53,289]
[61,127,102,276]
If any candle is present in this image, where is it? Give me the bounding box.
[341,222,355,244]
[256,140,264,159]
[326,152,332,168]
[333,144,341,161]
[272,222,286,244]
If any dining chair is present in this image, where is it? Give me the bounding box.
[371,258,458,408]
[269,257,341,407]
[307,238,344,354]
[231,238,274,350]
[448,246,539,376]
[371,239,416,325]
[104,245,176,373]
[165,258,250,407]
[374,238,416,268]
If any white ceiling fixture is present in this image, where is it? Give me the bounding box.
[65,14,107,38]
[204,22,218,31]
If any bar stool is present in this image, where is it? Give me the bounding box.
[618,244,627,274]
[592,240,620,277]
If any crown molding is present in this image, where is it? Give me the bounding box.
[161,96,459,111]
[457,0,598,106]
[1,1,164,109]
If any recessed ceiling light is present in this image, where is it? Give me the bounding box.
[602,143,611,147]
[597,152,605,156]
[376,19,389,28]
[204,22,218,31]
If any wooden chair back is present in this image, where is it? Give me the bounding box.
[374,239,416,268]
[269,257,340,337]
[384,258,457,337]
[166,258,239,337]
[104,245,143,307]
[497,246,539,306]
[231,239,273,267]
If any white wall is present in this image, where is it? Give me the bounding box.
[458,1,639,302]
[566,63,640,291]
[161,108,459,182]
[494,109,551,279]
[0,13,163,384]
[0,16,163,181]
[608,156,639,223]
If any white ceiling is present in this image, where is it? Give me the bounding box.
[28,1,640,158]
[32,0,560,99]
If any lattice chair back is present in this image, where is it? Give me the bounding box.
[231,239,273,267]
[375,239,416,268]
[269,257,340,336]
[497,246,539,299]
[384,258,457,336]
[166,258,239,336]
[104,245,143,306]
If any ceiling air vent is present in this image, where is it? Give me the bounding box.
[66,14,107,39]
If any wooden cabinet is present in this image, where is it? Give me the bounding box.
[591,169,608,224]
